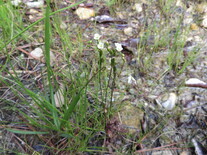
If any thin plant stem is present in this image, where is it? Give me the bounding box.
[45,0,60,129]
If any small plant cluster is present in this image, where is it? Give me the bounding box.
[0,0,126,152]
[93,33,123,119]
[0,0,203,154]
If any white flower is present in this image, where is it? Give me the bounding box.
[97,42,104,50]
[94,33,101,40]
[115,43,123,52]
[11,0,21,6]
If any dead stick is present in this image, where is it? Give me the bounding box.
[185,84,207,89]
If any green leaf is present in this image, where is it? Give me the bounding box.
[61,93,81,127]
[7,129,49,135]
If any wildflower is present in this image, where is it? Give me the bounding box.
[115,43,123,52]
[94,33,101,40]
[97,42,104,50]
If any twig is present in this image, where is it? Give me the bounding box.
[135,146,188,153]
[16,47,45,63]
[17,43,44,49]
[185,84,207,89]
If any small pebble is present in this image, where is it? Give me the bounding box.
[161,93,177,110]
[190,23,199,31]
[196,3,207,13]
[76,7,95,20]
[201,18,207,28]
[60,22,67,29]
[26,0,44,8]
[30,48,43,59]
[134,3,143,13]
[29,9,39,14]
[185,78,206,85]
[124,27,133,36]
[11,0,21,6]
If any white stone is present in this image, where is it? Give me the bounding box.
[161,93,177,110]
[135,3,143,13]
[185,78,206,85]
[194,36,202,42]
[124,27,133,36]
[183,17,193,25]
[11,0,21,6]
[128,75,136,85]
[176,0,183,7]
[60,22,67,29]
[29,9,39,14]
[26,0,44,8]
[152,150,173,155]
[76,7,95,20]
[30,48,43,59]
[192,139,205,155]
[201,18,207,27]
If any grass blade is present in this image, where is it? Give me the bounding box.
[45,0,60,129]
[7,129,49,135]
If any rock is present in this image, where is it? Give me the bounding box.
[76,7,95,20]
[26,0,44,8]
[190,23,199,31]
[183,16,193,25]
[93,15,115,23]
[29,15,35,21]
[93,15,126,24]
[29,9,39,14]
[60,22,67,29]
[27,9,43,22]
[30,48,55,65]
[152,150,174,155]
[127,75,136,85]
[160,93,177,110]
[11,0,21,6]
[119,102,144,134]
[30,48,43,59]
[176,0,184,8]
[124,27,133,36]
[184,100,198,114]
[201,18,207,28]
[196,3,207,13]
[116,11,126,19]
[194,36,202,42]
[180,151,191,155]
[134,3,143,13]
[121,36,154,55]
[192,139,207,155]
[185,78,206,85]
